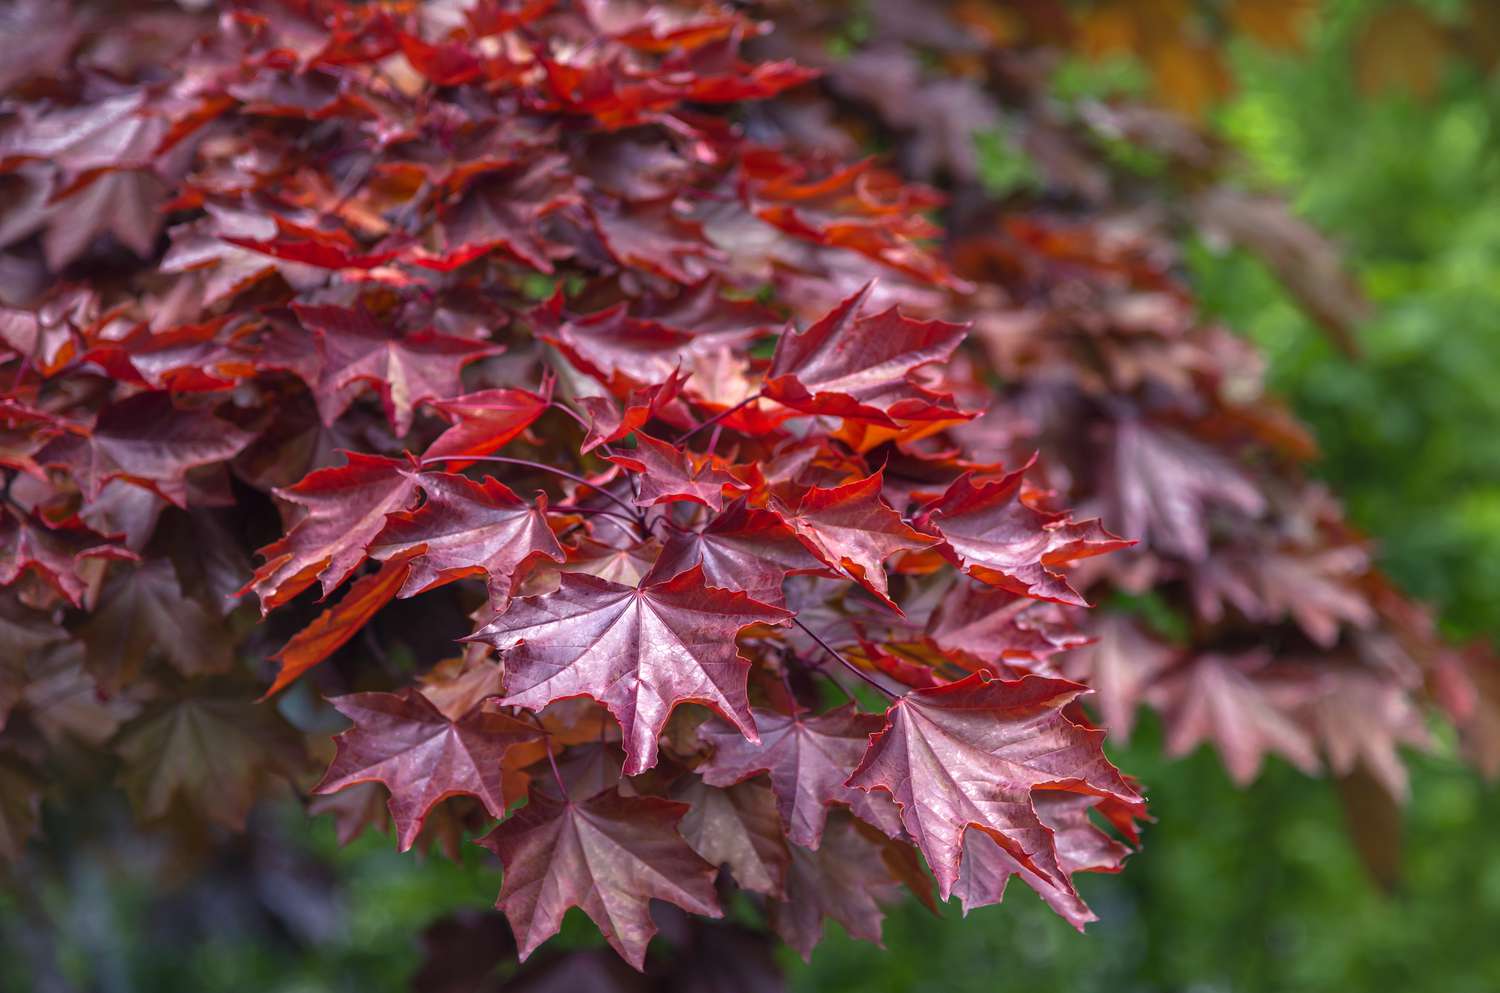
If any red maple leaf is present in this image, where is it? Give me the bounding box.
[314,688,541,851]
[423,386,550,462]
[0,507,134,607]
[953,791,1134,930]
[606,432,747,511]
[1148,651,1321,785]
[675,776,790,897]
[761,283,970,427]
[916,469,1130,606]
[38,392,254,507]
[247,453,421,612]
[477,788,721,969]
[769,812,903,960]
[266,549,419,697]
[699,704,899,849]
[471,566,791,774]
[846,673,1140,901]
[293,303,503,435]
[643,498,825,607]
[775,470,936,609]
[370,472,565,599]
[578,369,687,454]
[1061,614,1178,740]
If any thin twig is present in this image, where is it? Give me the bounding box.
[542,735,568,800]
[523,712,569,800]
[791,616,897,699]
[548,400,590,432]
[675,392,762,445]
[815,660,859,704]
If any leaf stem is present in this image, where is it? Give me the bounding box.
[790,617,897,699]
[675,392,762,445]
[542,734,569,801]
[548,400,590,432]
[519,710,570,800]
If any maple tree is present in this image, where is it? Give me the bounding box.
[0,0,1494,986]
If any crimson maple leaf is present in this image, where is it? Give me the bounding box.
[265,549,419,697]
[293,303,503,435]
[221,216,400,270]
[422,386,550,462]
[313,688,541,851]
[915,470,1130,606]
[578,370,687,454]
[698,704,899,848]
[472,567,791,775]
[606,432,747,511]
[1061,614,1177,741]
[643,499,825,607]
[588,198,718,284]
[1108,420,1266,561]
[0,507,134,607]
[927,582,1090,667]
[477,788,722,969]
[1305,667,1431,801]
[40,170,166,270]
[541,302,698,390]
[418,158,578,272]
[370,472,566,599]
[761,283,970,426]
[953,791,1133,930]
[846,673,1140,902]
[776,471,936,609]
[538,296,759,392]
[246,453,421,611]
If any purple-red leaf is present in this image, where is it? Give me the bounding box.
[371,472,565,599]
[762,284,970,427]
[846,673,1139,903]
[38,393,254,507]
[643,499,825,607]
[916,470,1130,606]
[675,776,790,896]
[698,704,898,849]
[424,387,550,462]
[247,453,421,612]
[472,567,791,775]
[293,303,503,435]
[476,788,721,969]
[314,688,541,851]
[776,471,936,609]
[606,433,746,511]
[265,549,419,697]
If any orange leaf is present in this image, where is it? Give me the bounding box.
[263,549,418,698]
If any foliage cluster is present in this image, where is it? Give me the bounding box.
[0,1,1495,988]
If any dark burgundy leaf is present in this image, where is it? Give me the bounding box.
[476,788,721,969]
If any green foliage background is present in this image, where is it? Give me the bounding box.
[6,5,1500,991]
